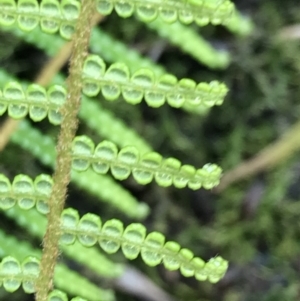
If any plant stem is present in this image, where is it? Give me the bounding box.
[215,120,300,193]
[35,1,95,300]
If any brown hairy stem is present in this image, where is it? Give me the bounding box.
[35,1,96,300]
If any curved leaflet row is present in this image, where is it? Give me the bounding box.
[60,208,228,283]
[0,0,80,39]
[81,55,228,108]
[72,136,222,190]
[0,174,52,214]
[0,82,66,124]
[97,0,235,26]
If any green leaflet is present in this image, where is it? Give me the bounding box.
[0,254,95,300]
[0,0,237,40]
[0,0,80,39]
[0,82,66,124]
[97,0,235,26]
[0,174,52,213]
[72,136,222,189]
[60,208,229,283]
[0,256,39,293]
[82,55,228,108]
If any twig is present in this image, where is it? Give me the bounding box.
[215,120,300,193]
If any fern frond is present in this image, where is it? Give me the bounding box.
[0,0,80,39]
[81,55,228,108]
[0,0,237,39]
[72,136,222,189]
[60,208,228,283]
[4,207,123,279]
[97,0,235,26]
[10,120,149,218]
[0,57,228,117]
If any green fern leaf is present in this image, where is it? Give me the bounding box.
[82,54,228,108]
[0,0,80,38]
[96,0,235,26]
[60,208,229,283]
[0,81,66,124]
[72,136,222,189]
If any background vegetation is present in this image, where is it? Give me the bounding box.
[0,0,300,300]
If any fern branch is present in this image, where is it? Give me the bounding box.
[0,0,236,39]
[97,0,235,26]
[81,55,228,108]
[0,207,228,284]
[36,0,95,299]
[72,136,222,190]
[60,208,228,283]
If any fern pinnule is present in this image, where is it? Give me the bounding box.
[60,208,228,283]
[82,55,228,108]
[97,0,235,25]
[72,136,222,189]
